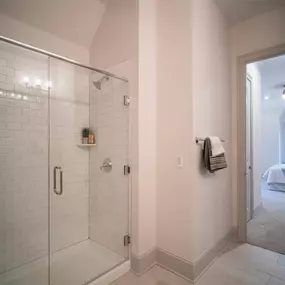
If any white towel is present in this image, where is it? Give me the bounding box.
[209,136,225,157]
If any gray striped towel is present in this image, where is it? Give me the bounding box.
[203,137,227,173]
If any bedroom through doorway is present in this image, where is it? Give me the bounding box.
[246,54,285,255]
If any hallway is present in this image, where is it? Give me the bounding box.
[247,185,285,255]
[112,243,285,285]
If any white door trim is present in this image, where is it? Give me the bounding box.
[237,44,285,242]
[245,74,254,222]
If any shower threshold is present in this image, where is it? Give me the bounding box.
[0,240,126,285]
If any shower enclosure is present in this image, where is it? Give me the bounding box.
[0,38,130,285]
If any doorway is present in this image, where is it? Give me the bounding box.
[244,54,285,254]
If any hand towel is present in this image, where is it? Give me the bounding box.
[203,137,227,173]
[209,136,225,157]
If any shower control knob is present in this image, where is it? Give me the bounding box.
[100,158,112,172]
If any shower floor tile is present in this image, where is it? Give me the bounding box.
[0,240,125,285]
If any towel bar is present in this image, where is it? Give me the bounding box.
[195,137,226,144]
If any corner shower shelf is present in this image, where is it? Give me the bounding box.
[77,144,96,147]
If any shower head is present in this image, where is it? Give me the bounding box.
[93,75,110,90]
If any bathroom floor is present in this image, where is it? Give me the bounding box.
[112,243,285,285]
[0,240,124,285]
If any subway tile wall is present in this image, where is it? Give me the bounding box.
[0,42,90,273]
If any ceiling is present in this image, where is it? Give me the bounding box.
[257,55,285,99]
[0,0,106,48]
[215,0,285,25]
[1,0,285,47]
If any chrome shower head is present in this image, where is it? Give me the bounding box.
[93,76,110,90]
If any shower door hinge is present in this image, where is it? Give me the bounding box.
[124,235,131,246]
[124,95,130,106]
[124,165,131,175]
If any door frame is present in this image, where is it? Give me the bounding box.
[237,44,285,242]
[245,74,254,222]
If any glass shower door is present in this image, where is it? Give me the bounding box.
[49,58,91,285]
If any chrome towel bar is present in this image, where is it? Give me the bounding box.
[195,137,226,144]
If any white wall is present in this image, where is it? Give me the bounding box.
[231,6,285,227]
[259,62,285,172]
[247,63,262,210]
[191,0,232,261]
[261,100,283,172]
[0,13,89,64]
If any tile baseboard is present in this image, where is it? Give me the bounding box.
[131,248,157,276]
[192,229,236,282]
[157,248,194,282]
[131,229,237,283]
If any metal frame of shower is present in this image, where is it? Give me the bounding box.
[0,35,129,82]
[0,34,132,284]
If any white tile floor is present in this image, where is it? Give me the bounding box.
[0,240,125,285]
[112,243,285,285]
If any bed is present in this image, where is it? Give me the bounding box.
[263,164,285,192]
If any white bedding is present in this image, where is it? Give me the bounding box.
[263,164,285,184]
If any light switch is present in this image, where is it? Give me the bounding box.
[176,155,183,168]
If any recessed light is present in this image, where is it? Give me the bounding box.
[23,96,28,100]
[282,94,285,100]
[35,79,42,87]
[47,81,52,88]
[23,76,30,85]
[265,96,269,100]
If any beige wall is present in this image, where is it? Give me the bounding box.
[246,63,262,210]
[191,0,232,261]
[136,0,157,257]
[156,0,194,261]
[90,0,137,70]
[0,13,89,64]
[156,0,232,263]
[230,7,285,227]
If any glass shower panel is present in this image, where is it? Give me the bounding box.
[89,74,130,260]
[0,41,49,285]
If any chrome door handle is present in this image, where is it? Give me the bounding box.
[54,166,63,195]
